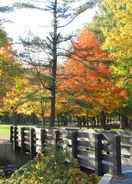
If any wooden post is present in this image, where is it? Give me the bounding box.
[40,129,47,152]
[112,135,122,176]
[95,133,103,176]
[72,131,78,158]
[10,126,13,143]
[13,126,19,152]
[30,128,36,159]
[21,127,26,153]
[55,130,61,149]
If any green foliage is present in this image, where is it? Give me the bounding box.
[0,29,8,47]
[0,146,99,184]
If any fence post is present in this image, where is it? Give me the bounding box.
[30,128,36,159]
[112,135,122,176]
[72,131,78,158]
[95,133,103,176]
[21,127,26,153]
[55,130,61,149]
[13,126,19,151]
[10,126,13,143]
[40,129,47,152]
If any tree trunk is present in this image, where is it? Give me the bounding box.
[100,111,106,129]
[120,115,129,129]
[51,87,56,127]
[50,0,57,127]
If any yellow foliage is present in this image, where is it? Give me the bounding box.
[102,0,132,61]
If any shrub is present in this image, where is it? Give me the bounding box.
[0,146,100,184]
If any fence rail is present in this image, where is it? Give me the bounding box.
[10,126,122,176]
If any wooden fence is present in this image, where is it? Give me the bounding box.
[10,126,122,176]
[118,131,132,167]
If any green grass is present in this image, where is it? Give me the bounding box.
[0,124,10,139]
[0,124,34,140]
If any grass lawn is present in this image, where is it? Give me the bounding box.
[0,124,10,140]
[0,124,34,140]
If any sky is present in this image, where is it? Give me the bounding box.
[0,1,97,40]
[0,0,97,58]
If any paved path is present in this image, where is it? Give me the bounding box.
[98,166,132,184]
[0,141,29,168]
[111,172,132,184]
[110,166,132,184]
[0,139,9,143]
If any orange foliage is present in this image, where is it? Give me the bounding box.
[57,29,127,115]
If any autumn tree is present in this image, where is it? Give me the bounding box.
[0,28,33,123]
[89,0,132,127]
[0,30,20,111]
[58,29,127,122]
[2,70,50,125]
